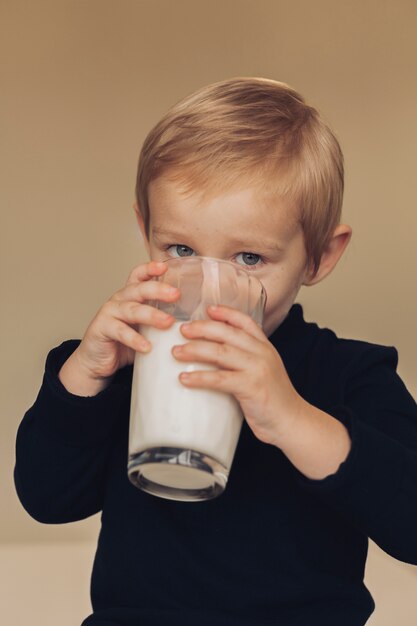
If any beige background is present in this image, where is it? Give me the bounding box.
[1,0,416,624]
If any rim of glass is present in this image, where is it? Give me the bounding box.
[159,255,265,287]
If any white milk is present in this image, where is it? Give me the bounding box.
[129,322,243,469]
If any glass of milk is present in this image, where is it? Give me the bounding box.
[128,256,266,502]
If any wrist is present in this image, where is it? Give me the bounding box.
[273,398,352,480]
[265,392,306,449]
[58,349,114,397]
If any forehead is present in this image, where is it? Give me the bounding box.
[148,176,300,240]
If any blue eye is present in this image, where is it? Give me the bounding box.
[236,252,262,267]
[167,245,195,258]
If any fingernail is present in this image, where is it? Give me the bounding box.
[157,311,171,321]
[140,341,151,352]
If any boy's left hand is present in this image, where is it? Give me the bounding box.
[172,304,303,447]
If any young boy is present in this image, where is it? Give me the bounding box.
[15,78,417,626]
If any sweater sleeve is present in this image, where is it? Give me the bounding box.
[14,341,132,524]
[296,345,417,566]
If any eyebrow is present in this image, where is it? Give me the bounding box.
[151,227,284,253]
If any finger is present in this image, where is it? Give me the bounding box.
[100,319,153,353]
[178,368,240,395]
[125,260,169,286]
[105,300,175,330]
[112,278,180,304]
[206,304,266,341]
[179,318,264,354]
[172,339,251,372]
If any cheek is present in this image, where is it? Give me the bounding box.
[263,269,298,305]
[261,268,305,322]
[262,287,288,325]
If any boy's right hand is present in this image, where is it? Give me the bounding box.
[58,261,179,396]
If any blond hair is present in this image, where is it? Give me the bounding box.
[135,77,344,273]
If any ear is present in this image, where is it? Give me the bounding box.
[133,203,150,255]
[303,224,352,286]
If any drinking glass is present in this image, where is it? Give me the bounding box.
[128,256,266,502]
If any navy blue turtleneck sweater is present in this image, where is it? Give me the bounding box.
[14,305,417,625]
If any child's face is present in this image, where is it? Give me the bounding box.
[140,177,313,337]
